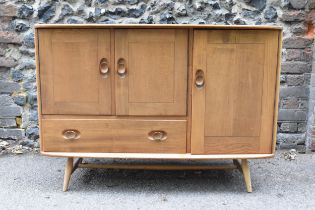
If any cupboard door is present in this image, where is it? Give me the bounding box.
[115,29,188,116]
[38,29,112,115]
[191,30,279,154]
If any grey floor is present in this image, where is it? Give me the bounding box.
[0,151,314,210]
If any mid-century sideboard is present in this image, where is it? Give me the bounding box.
[35,24,282,192]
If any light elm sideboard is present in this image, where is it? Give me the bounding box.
[35,24,282,192]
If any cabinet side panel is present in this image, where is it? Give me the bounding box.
[272,31,282,153]
[35,29,44,150]
[259,31,280,153]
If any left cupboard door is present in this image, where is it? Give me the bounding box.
[38,29,112,115]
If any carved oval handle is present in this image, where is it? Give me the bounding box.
[62,130,80,140]
[100,58,109,78]
[195,69,205,88]
[148,130,167,141]
[117,58,127,77]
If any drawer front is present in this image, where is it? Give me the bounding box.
[41,119,187,153]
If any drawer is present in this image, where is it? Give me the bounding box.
[41,119,187,153]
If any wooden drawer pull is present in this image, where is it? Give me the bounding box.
[195,69,205,88]
[62,130,80,140]
[99,58,109,78]
[148,130,167,141]
[117,58,127,77]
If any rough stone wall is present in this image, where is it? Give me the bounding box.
[0,0,314,154]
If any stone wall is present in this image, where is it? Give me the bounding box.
[0,0,314,154]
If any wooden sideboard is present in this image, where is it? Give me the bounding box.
[35,24,282,192]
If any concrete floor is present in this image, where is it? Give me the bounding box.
[0,151,314,210]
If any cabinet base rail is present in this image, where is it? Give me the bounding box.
[63,157,252,192]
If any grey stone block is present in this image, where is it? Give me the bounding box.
[309,87,315,99]
[0,3,17,17]
[0,57,17,68]
[0,95,14,106]
[280,98,299,109]
[280,75,286,84]
[29,109,38,122]
[12,95,27,106]
[278,109,307,121]
[281,10,305,22]
[0,106,22,117]
[264,6,277,22]
[0,118,16,127]
[0,31,21,44]
[277,133,305,145]
[11,70,24,82]
[23,32,34,48]
[304,73,311,85]
[310,73,315,86]
[289,0,307,9]
[291,23,307,35]
[19,139,35,147]
[280,98,308,109]
[0,128,25,140]
[285,49,312,62]
[27,93,37,107]
[283,37,313,49]
[286,75,304,86]
[281,62,312,74]
[18,4,34,18]
[26,126,39,140]
[14,20,30,32]
[0,81,20,93]
[246,0,266,11]
[279,122,298,133]
[298,122,307,132]
[57,4,74,21]
[279,86,309,98]
[298,98,308,109]
[38,2,56,22]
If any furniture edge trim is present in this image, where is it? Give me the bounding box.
[34,24,283,30]
[272,30,283,153]
[41,151,275,159]
[34,28,44,151]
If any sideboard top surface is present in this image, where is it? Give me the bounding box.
[34,24,282,30]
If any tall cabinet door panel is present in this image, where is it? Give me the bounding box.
[38,29,112,115]
[191,30,279,154]
[115,29,188,116]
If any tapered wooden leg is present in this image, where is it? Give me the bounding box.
[240,159,252,193]
[233,159,252,193]
[63,157,73,192]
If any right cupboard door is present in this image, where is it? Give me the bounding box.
[191,30,280,154]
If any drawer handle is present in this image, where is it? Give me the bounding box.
[195,69,205,89]
[148,130,167,141]
[62,130,80,140]
[100,58,110,78]
[117,58,127,78]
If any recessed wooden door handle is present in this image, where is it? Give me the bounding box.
[148,130,167,141]
[117,58,127,78]
[62,130,80,140]
[99,58,109,78]
[195,69,205,88]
